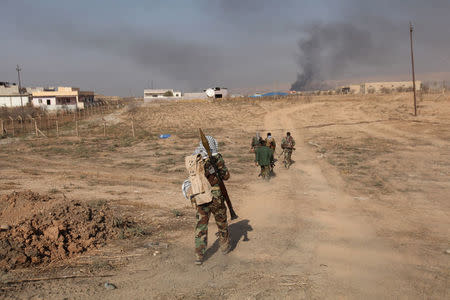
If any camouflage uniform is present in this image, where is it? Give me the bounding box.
[255,145,272,180]
[194,153,230,261]
[281,135,295,166]
[265,136,276,172]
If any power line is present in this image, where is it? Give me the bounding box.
[16,64,24,112]
[409,22,417,116]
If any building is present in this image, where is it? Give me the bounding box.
[341,84,362,94]
[79,91,95,106]
[361,81,421,94]
[340,81,422,94]
[31,87,93,111]
[143,87,229,101]
[0,82,31,108]
[144,89,182,102]
[205,87,228,99]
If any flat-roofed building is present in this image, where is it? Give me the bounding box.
[0,82,30,108]
[144,89,182,102]
[362,81,421,94]
[31,87,93,110]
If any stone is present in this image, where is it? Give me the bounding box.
[43,226,59,241]
[104,282,117,290]
[0,224,11,231]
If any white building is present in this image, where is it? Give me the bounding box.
[205,87,228,99]
[0,82,30,108]
[144,89,182,102]
[31,87,92,111]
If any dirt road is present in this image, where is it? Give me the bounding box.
[2,96,449,299]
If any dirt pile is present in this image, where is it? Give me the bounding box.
[0,191,139,271]
[0,190,53,226]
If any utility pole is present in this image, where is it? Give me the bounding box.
[16,64,24,112]
[409,22,417,116]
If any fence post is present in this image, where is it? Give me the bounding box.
[38,114,42,129]
[75,120,79,137]
[131,120,135,138]
[56,120,59,138]
[27,115,33,134]
[18,115,23,133]
[0,119,3,135]
[34,119,38,136]
[103,120,106,137]
[9,117,14,137]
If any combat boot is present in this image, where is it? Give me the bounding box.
[195,255,203,265]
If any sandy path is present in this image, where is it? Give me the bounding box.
[256,105,415,298]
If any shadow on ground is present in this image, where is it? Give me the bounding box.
[204,219,253,261]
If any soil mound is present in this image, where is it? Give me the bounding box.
[0,190,53,226]
[0,191,138,271]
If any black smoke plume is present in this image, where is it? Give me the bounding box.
[291,23,375,91]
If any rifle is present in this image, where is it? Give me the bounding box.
[199,128,238,220]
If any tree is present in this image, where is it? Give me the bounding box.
[163,90,174,97]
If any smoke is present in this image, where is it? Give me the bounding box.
[291,23,376,91]
[0,2,225,90]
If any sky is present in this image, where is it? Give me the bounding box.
[1,0,450,96]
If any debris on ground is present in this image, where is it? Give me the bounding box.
[104,282,117,290]
[145,242,169,249]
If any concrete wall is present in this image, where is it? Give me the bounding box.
[32,97,56,109]
[0,96,30,107]
[363,81,421,94]
[182,92,207,100]
[0,85,20,95]
[32,96,80,111]
[213,88,228,99]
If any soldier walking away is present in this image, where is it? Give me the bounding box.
[265,132,276,151]
[182,135,231,265]
[254,139,272,180]
[281,132,296,169]
[250,132,261,152]
[265,132,276,174]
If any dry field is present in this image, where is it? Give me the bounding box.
[0,94,449,299]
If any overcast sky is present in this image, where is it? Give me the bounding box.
[1,0,449,95]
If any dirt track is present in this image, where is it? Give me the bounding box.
[1,94,449,299]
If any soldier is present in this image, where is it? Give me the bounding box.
[183,136,231,265]
[281,132,296,168]
[265,132,276,174]
[265,132,276,151]
[254,139,272,180]
[250,132,261,152]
